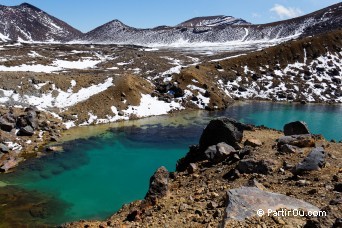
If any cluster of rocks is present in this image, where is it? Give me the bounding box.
[0,106,63,172]
[62,118,341,228]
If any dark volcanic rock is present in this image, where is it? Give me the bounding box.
[334,183,342,192]
[16,116,28,128]
[284,121,310,136]
[18,126,34,136]
[333,218,342,228]
[25,110,38,129]
[145,166,169,204]
[292,147,326,175]
[224,187,319,222]
[176,145,205,172]
[238,146,253,159]
[0,117,15,132]
[187,163,198,174]
[204,142,236,164]
[199,118,246,151]
[279,144,299,154]
[237,158,278,175]
[277,134,315,148]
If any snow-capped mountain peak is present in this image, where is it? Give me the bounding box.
[177,15,251,27]
[0,3,82,42]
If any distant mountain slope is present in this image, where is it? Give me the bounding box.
[177,15,250,27]
[79,3,342,45]
[0,3,82,42]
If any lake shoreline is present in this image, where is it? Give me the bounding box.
[0,102,340,226]
[61,119,342,228]
[1,99,341,174]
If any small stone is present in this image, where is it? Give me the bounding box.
[333,218,342,228]
[45,146,62,152]
[237,158,278,175]
[233,153,240,161]
[277,134,315,148]
[279,144,299,154]
[272,216,286,225]
[187,163,198,174]
[193,174,200,178]
[211,192,219,197]
[178,203,188,212]
[325,185,334,191]
[332,175,339,182]
[283,161,294,170]
[247,178,267,191]
[18,125,34,136]
[334,183,342,192]
[329,198,342,205]
[204,142,235,164]
[213,210,222,218]
[195,209,203,217]
[0,117,15,132]
[244,139,262,147]
[0,143,9,153]
[50,135,58,142]
[296,180,308,187]
[308,189,318,194]
[207,201,218,210]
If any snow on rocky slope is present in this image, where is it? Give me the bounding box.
[78,3,342,46]
[177,15,250,27]
[180,30,342,104]
[0,3,82,42]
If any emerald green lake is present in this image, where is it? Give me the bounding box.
[0,102,341,226]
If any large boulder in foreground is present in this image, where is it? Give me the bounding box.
[284,121,310,136]
[199,118,249,151]
[292,147,326,175]
[145,166,169,204]
[224,187,319,223]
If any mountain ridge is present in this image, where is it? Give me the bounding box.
[176,15,251,27]
[79,2,341,45]
[0,2,82,42]
[0,2,341,45]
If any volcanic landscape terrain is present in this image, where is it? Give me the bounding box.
[0,2,341,227]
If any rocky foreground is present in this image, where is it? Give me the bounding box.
[0,106,64,172]
[63,119,342,228]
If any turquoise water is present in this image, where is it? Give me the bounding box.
[1,102,341,225]
[237,102,342,141]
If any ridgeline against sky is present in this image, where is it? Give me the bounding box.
[0,0,340,32]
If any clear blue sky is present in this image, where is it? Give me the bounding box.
[0,0,340,32]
